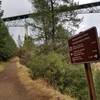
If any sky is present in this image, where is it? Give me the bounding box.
[1,0,32,44]
[2,0,32,17]
[75,0,100,34]
[1,0,100,44]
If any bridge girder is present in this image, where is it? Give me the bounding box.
[2,1,100,22]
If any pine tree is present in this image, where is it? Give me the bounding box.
[30,0,81,50]
[0,19,17,61]
[0,1,3,17]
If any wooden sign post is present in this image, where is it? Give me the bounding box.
[68,27,100,100]
[84,63,96,100]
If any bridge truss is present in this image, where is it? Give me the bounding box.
[1,1,100,27]
[1,1,100,35]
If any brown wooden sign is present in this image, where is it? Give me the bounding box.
[68,27,100,64]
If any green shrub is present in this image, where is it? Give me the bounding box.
[27,51,88,100]
[94,70,100,100]
[18,36,36,65]
[61,65,88,100]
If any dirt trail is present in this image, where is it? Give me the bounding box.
[0,59,35,100]
[0,58,74,100]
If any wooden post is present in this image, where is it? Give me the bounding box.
[84,63,96,100]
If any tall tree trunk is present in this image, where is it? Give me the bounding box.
[50,0,56,50]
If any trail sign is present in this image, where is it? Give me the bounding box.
[68,27,100,64]
[68,27,99,100]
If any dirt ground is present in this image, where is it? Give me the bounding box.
[0,59,36,100]
[0,58,74,100]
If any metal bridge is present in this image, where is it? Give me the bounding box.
[2,1,100,22]
[1,1,100,44]
[1,1,100,28]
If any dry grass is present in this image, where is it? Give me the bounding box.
[15,57,75,100]
[92,63,100,71]
[0,62,6,72]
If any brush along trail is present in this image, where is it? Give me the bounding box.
[0,57,74,100]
